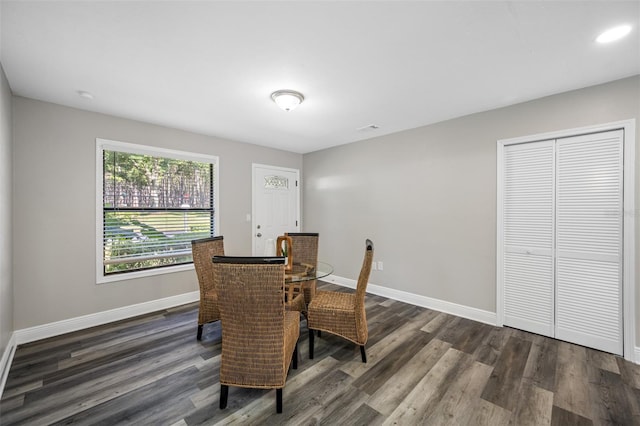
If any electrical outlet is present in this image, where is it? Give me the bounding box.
[371,260,377,271]
[377,261,383,271]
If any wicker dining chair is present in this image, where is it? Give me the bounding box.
[285,232,319,305]
[307,239,374,363]
[213,256,300,414]
[191,236,225,340]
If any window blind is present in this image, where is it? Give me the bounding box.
[102,149,215,275]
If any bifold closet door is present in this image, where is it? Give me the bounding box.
[502,130,624,355]
[502,140,555,337]
[555,130,623,355]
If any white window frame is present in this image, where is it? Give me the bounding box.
[96,138,220,284]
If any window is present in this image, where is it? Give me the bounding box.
[96,139,219,283]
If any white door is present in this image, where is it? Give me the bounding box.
[252,164,300,256]
[555,130,623,355]
[502,140,555,337]
[500,129,624,355]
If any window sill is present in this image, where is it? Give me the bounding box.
[97,263,195,284]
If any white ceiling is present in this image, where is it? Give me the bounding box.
[1,1,639,154]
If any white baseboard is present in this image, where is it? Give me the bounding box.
[635,346,640,364]
[0,333,17,399]
[323,274,497,326]
[13,291,199,346]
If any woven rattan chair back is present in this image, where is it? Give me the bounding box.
[307,239,373,363]
[191,236,224,340]
[285,232,319,304]
[354,239,374,343]
[213,256,300,413]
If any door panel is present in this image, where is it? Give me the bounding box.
[502,140,555,337]
[252,165,299,256]
[555,130,623,355]
[556,258,622,354]
[503,251,554,336]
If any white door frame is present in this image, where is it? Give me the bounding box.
[251,163,301,256]
[497,119,636,362]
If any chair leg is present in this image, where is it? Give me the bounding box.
[360,345,367,363]
[276,388,283,413]
[220,384,228,409]
[309,328,314,359]
[197,324,203,340]
[292,343,298,370]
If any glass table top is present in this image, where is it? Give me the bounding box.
[285,261,333,283]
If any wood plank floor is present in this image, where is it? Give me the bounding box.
[2,282,640,425]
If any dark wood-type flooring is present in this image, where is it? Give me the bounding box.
[2,282,640,425]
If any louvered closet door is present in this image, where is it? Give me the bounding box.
[503,141,555,337]
[555,130,623,355]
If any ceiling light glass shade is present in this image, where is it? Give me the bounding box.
[596,25,632,43]
[271,90,304,111]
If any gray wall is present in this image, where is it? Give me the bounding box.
[12,97,302,329]
[303,76,640,337]
[8,76,640,344]
[0,65,13,357]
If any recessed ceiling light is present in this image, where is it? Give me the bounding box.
[596,25,632,43]
[77,90,94,100]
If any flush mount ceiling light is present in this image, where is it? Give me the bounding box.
[271,90,304,111]
[596,25,632,43]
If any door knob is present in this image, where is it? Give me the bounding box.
[256,233,262,237]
